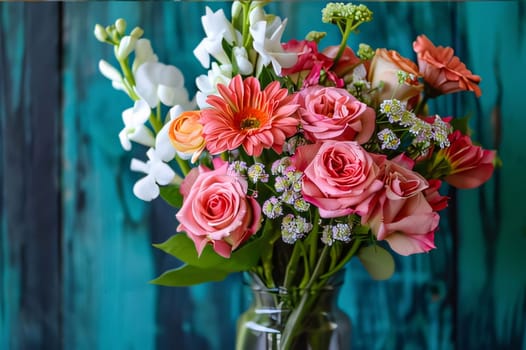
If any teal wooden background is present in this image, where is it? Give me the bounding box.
[1,1,525,349]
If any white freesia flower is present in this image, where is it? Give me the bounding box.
[116,35,137,60]
[118,99,155,151]
[98,59,125,91]
[135,61,190,108]
[249,9,297,76]
[195,62,232,109]
[132,39,158,73]
[193,7,240,68]
[130,148,181,202]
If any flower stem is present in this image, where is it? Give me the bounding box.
[332,21,359,68]
[319,237,362,279]
[283,241,303,290]
[242,1,252,50]
[307,210,320,272]
[279,245,330,350]
[148,113,163,134]
[175,156,191,177]
[414,92,430,116]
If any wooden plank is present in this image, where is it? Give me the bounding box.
[0,3,62,349]
[62,2,159,349]
[457,2,526,349]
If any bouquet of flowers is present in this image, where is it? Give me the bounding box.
[94,1,496,348]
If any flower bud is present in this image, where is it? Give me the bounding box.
[98,59,122,82]
[130,26,144,39]
[115,18,127,35]
[93,24,108,42]
[231,1,242,20]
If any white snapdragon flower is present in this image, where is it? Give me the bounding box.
[118,99,155,151]
[132,39,158,73]
[98,59,125,91]
[130,148,181,202]
[135,61,190,108]
[193,7,241,68]
[249,8,297,76]
[195,62,233,109]
[154,105,185,162]
[233,46,253,75]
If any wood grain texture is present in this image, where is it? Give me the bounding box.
[0,3,62,349]
[1,1,525,349]
[457,2,526,349]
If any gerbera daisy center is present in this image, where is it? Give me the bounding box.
[237,107,268,130]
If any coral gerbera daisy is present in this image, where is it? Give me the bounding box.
[201,75,299,156]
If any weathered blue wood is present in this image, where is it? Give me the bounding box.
[62,2,160,349]
[1,1,525,349]
[0,3,62,349]
[457,2,526,349]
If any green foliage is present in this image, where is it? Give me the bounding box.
[150,265,229,286]
[159,185,183,208]
[151,232,267,286]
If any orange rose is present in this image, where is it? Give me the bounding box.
[413,35,481,97]
[168,110,206,163]
[368,48,423,103]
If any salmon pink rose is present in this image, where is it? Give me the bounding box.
[413,35,481,97]
[167,110,206,163]
[368,48,423,103]
[297,86,375,144]
[363,158,439,256]
[367,192,439,256]
[294,141,384,218]
[176,158,261,258]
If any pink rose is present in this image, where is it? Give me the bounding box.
[383,157,429,200]
[413,35,481,97]
[281,40,329,75]
[282,40,342,87]
[363,159,439,256]
[368,48,423,103]
[176,158,261,258]
[294,141,384,218]
[438,130,496,189]
[297,86,376,144]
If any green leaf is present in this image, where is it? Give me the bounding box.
[357,244,395,280]
[159,184,183,208]
[153,232,264,272]
[150,264,229,287]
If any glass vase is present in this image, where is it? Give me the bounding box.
[236,271,351,350]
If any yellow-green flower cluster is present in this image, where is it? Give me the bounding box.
[306,31,327,43]
[357,43,375,60]
[322,2,373,26]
